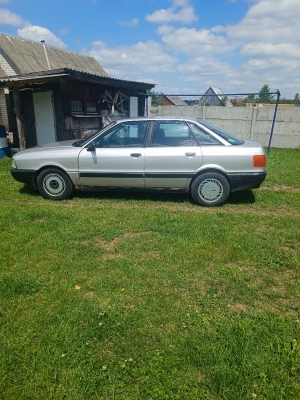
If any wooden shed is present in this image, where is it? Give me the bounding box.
[0,33,154,149]
[0,68,154,149]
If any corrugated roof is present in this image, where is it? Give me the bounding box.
[0,32,108,78]
[0,68,155,91]
[210,87,225,99]
[165,95,187,106]
[202,87,232,107]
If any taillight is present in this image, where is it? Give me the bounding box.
[253,155,266,167]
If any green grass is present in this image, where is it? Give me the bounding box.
[0,148,300,399]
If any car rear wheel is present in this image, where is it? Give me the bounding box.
[37,168,74,200]
[191,172,230,206]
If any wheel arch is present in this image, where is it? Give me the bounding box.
[189,168,231,191]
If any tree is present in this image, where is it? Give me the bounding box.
[242,93,256,105]
[219,96,228,107]
[258,84,274,103]
[293,93,300,106]
[147,90,164,106]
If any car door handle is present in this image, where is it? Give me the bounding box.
[185,152,196,157]
[130,153,142,158]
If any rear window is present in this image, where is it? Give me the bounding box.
[189,123,221,145]
[199,121,244,145]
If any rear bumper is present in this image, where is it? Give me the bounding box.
[11,169,37,188]
[227,171,266,192]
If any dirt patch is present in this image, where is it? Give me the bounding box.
[261,183,300,192]
[94,231,153,252]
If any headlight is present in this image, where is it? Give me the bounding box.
[12,159,17,169]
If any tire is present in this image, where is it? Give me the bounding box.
[37,168,74,200]
[190,172,230,206]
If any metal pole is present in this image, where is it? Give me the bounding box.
[41,40,51,70]
[267,90,281,154]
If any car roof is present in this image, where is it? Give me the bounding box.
[115,115,199,123]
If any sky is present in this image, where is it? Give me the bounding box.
[0,0,299,99]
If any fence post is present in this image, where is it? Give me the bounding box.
[249,107,257,139]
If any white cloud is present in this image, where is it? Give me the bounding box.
[214,0,300,43]
[146,0,198,25]
[0,0,10,3]
[0,8,28,26]
[160,27,236,57]
[89,40,178,77]
[156,25,175,36]
[0,7,67,49]
[118,18,139,27]
[241,42,300,59]
[177,56,234,77]
[18,26,67,49]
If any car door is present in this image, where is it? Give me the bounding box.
[144,120,203,188]
[78,121,149,187]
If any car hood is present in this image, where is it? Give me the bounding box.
[14,140,78,155]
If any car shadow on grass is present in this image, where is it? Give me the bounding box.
[227,190,256,204]
[20,185,256,205]
[75,188,256,205]
[20,185,40,197]
[75,189,192,204]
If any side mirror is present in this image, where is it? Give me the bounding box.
[87,141,96,152]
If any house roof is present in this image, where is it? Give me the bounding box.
[0,32,108,78]
[0,68,155,91]
[164,95,187,106]
[203,87,232,107]
[208,87,225,100]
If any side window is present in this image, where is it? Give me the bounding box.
[189,123,221,145]
[95,121,149,148]
[152,121,197,146]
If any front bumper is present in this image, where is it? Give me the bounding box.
[11,169,37,188]
[227,171,266,192]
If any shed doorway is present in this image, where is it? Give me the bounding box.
[33,91,56,145]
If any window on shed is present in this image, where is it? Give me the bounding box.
[87,101,97,113]
[71,99,83,113]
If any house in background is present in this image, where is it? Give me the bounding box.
[0,33,154,149]
[184,99,199,106]
[200,87,232,107]
[162,95,187,106]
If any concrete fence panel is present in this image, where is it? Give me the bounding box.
[154,105,300,148]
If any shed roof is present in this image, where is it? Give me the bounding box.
[0,68,155,91]
[0,32,107,78]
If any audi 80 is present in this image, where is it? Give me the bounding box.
[11,116,266,206]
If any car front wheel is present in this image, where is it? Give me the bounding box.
[37,168,74,200]
[191,172,230,206]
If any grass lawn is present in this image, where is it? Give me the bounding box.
[0,148,300,399]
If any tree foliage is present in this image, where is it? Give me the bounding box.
[258,84,275,103]
[232,84,299,107]
[219,96,228,107]
[147,90,164,106]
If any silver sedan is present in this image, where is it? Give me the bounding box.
[11,116,266,206]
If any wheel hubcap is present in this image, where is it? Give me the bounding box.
[43,174,65,196]
[198,178,223,202]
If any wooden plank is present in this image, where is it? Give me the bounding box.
[13,87,26,150]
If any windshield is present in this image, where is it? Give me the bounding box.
[198,120,244,145]
[72,121,117,147]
